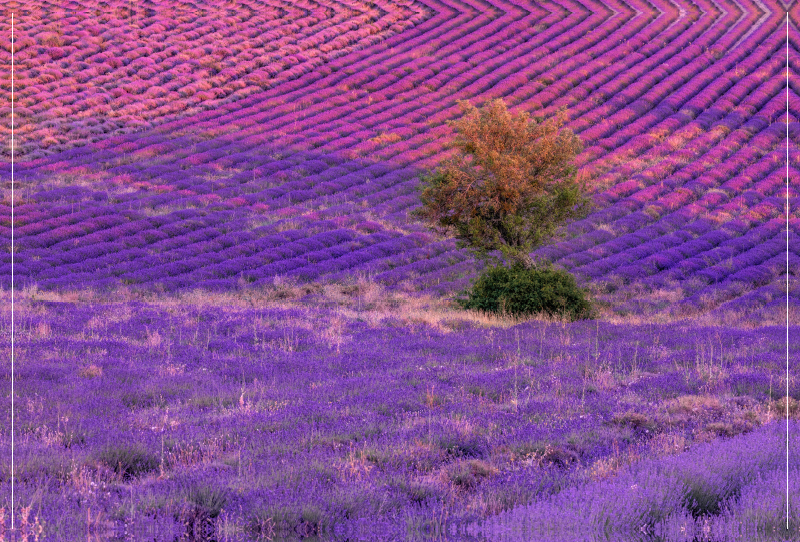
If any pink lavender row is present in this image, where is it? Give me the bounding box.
[156,0,671,146]
[3,212,431,292]
[1,174,790,308]
[348,0,768,152]
[14,0,776,187]
[320,240,459,285]
[412,258,481,292]
[118,228,390,283]
[3,129,792,300]
[613,224,787,285]
[560,154,792,268]
[3,143,416,227]
[577,69,786,193]
[680,277,799,319]
[552,212,789,284]
[142,87,788,244]
[571,0,780,139]
[573,44,784,182]
[556,137,792,254]
[245,232,418,283]
[219,31,788,240]
[534,0,731,130]
[713,280,800,318]
[582,107,793,208]
[0,202,311,283]
[9,0,780,174]
[0,0,430,159]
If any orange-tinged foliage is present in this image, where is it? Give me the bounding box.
[413,99,590,267]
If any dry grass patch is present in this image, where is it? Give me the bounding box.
[320,315,349,353]
[340,446,376,481]
[771,396,800,419]
[2,273,577,334]
[368,133,401,145]
[78,364,104,378]
[32,321,51,338]
[649,432,688,458]
[704,421,744,438]
[586,455,626,482]
[667,395,723,416]
[584,440,643,482]
[155,362,186,378]
[391,440,442,475]
[655,395,769,441]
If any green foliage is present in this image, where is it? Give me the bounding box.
[457,262,593,320]
[683,480,730,517]
[299,504,324,535]
[173,482,231,540]
[392,479,440,505]
[60,429,87,449]
[14,455,72,483]
[94,443,159,480]
[183,483,229,518]
[435,434,487,460]
[446,459,497,490]
[612,411,658,433]
[247,506,290,539]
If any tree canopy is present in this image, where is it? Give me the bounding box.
[413,99,591,268]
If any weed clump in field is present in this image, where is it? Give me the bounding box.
[457,262,593,320]
[93,443,159,480]
[175,483,230,540]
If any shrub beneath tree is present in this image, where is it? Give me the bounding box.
[456,262,594,320]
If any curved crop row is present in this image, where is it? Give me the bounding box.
[0,0,797,320]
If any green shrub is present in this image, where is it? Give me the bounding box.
[435,434,487,460]
[174,483,230,541]
[457,262,593,320]
[392,479,440,505]
[183,483,229,519]
[94,443,159,480]
[446,459,498,490]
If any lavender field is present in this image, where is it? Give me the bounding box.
[0,0,799,540]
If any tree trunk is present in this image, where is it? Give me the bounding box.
[510,251,535,269]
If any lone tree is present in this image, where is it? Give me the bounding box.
[413,99,590,268]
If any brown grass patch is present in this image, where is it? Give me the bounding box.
[667,395,723,416]
[772,396,800,419]
[78,364,103,378]
[612,411,655,431]
[649,432,688,457]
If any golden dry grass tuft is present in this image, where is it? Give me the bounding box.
[667,395,723,416]
[1,271,794,337]
[78,364,104,378]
